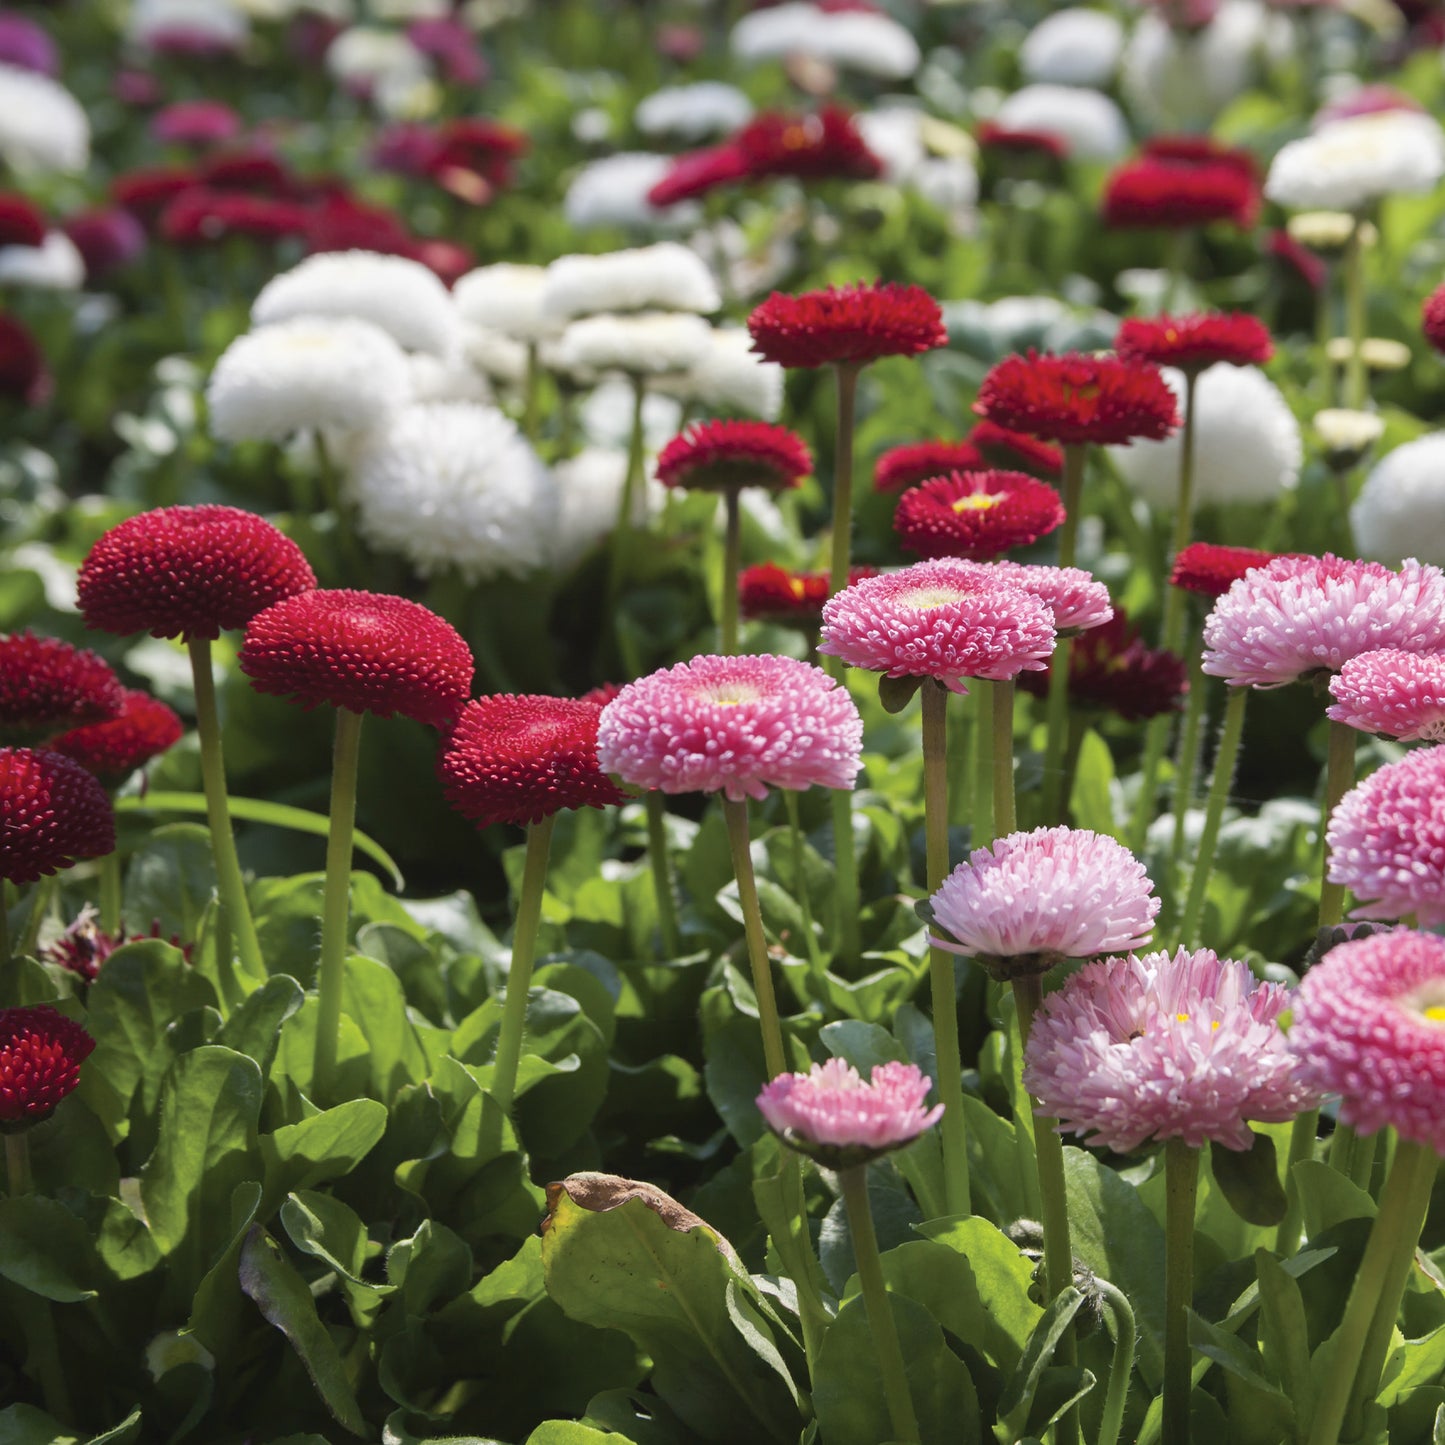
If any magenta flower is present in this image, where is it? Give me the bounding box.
[1202,554,1445,690]
[928,826,1159,979]
[596,653,863,802]
[1289,930,1445,1152]
[757,1058,944,1166]
[1325,748,1445,925]
[1023,948,1315,1153]
[987,560,1115,635]
[1326,649,1445,742]
[818,561,1055,694]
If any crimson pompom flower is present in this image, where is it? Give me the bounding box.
[198,149,297,195]
[0,748,115,885]
[1101,155,1260,230]
[1019,611,1186,721]
[79,504,316,642]
[0,1006,96,1126]
[64,208,147,282]
[736,106,883,182]
[974,351,1180,447]
[239,589,473,729]
[0,632,123,745]
[1327,649,1445,742]
[1170,542,1288,598]
[1142,135,1259,180]
[439,694,625,829]
[0,193,46,249]
[893,470,1065,560]
[48,688,184,787]
[1423,285,1445,356]
[873,440,983,494]
[748,281,947,370]
[1116,312,1274,373]
[160,190,311,246]
[0,315,48,405]
[968,421,1064,480]
[738,564,875,626]
[655,421,812,493]
[647,145,752,206]
[976,120,1069,162]
[110,167,200,224]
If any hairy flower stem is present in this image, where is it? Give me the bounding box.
[644,793,682,959]
[721,489,742,655]
[973,685,996,846]
[313,708,364,1093]
[723,797,788,1079]
[1163,1139,1201,1445]
[1095,1278,1137,1445]
[16,876,56,961]
[1041,446,1086,824]
[922,680,971,1217]
[1342,219,1368,413]
[1316,266,1336,405]
[187,638,265,988]
[991,679,1017,839]
[782,791,824,975]
[1168,641,1209,879]
[1275,1111,1318,1256]
[98,852,123,935]
[5,1132,31,1197]
[1318,720,1357,930]
[1307,1139,1438,1445]
[606,374,648,615]
[839,1163,922,1445]
[1177,686,1248,950]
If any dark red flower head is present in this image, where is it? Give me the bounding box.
[1423,284,1445,355]
[198,149,296,195]
[0,632,123,746]
[0,193,46,249]
[579,681,623,708]
[0,748,115,884]
[111,167,200,224]
[735,105,883,182]
[655,420,812,492]
[648,144,752,207]
[159,189,311,246]
[438,694,626,829]
[428,118,528,195]
[893,470,1066,561]
[79,504,317,642]
[303,194,413,256]
[0,1006,95,1126]
[151,100,242,148]
[976,120,1069,161]
[1141,134,1259,181]
[739,563,876,626]
[974,351,1181,447]
[1266,228,1327,291]
[874,440,984,494]
[0,315,47,405]
[42,910,191,985]
[1101,155,1260,230]
[1018,611,1187,721]
[748,281,947,370]
[63,208,147,281]
[48,688,183,787]
[1169,542,1293,597]
[1115,312,1274,372]
[967,421,1064,479]
[239,589,473,728]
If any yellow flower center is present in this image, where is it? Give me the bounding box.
[951,492,1002,514]
[1426,1005,1445,1024]
[788,578,807,600]
[899,585,969,609]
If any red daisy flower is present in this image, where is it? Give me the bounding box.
[64,208,147,282]
[0,1005,95,1125]
[648,145,752,207]
[239,589,473,728]
[748,281,947,370]
[967,420,1064,479]
[1141,134,1259,182]
[0,193,46,249]
[1423,284,1445,355]
[1115,312,1274,372]
[874,440,984,494]
[893,469,1066,560]
[0,632,123,746]
[1266,228,1327,291]
[655,420,812,492]
[439,694,626,829]
[976,120,1069,161]
[735,106,883,182]
[411,238,473,288]
[426,118,528,198]
[111,167,200,225]
[41,910,190,984]
[79,505,316,642]
[974,351,1181,447]
[1169,542,1294,598]
[0,315,48,405]
[1018,611,1187,721]
[0,748,115,885]
[198,149,298,196]
[1100,156,1260,230]
[159,190,312,246]
[579,682,623,708]
[48,688,184,787]
[738,563,877,626]
[304,194,414,256]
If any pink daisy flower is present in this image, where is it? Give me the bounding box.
[1024,948,1315,1154]
[1289,930,1445,1151]
[596,653,863,802]
[1326,649,1445,742]
[1202,555,1445,690]
[756,1058,943,1167]
[818,561,1055,694]
[928,826,1159,979]
[1325,748,1445,925]
[986,561,1114,635]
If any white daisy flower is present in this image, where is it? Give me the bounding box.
[0,64,89,174]
[554,312,714,378]
[0,232,84,290]
[1021,8,1124,88]
[1354,433,1445,566]
[453,263,553,341]
[1265,110,1445,212]
[731,2,920,79]
[543,244,720,322]
[993,83,1130,163]
[636,82,754,140]
[562,154,702,232]
[655,328,784,420]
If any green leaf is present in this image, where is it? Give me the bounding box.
[1187,1310,1287,1399]
[1381,1324,1445,1408]
[260,1098,388,1211]
[340,953,431,1101]
[1211,1133,1288,1227]
[0,1406,81,1445]
[878,673,924,714]
[1295,1158,1377,1238]
[525,1426,622,1445]
[117,792,404,889]
[999,1287,1090,1437]
[386,1218,473,1316]
[215,974,305,1084]
[282,1191,391,1328]
[0,1196,97,1301]
[86,1410,142,1445]
[239,1226,367,1436]
[187,1181,263,1359]
[123,823,217,944]
[1068,729,1120,840]
[1255,1249,1313,1435]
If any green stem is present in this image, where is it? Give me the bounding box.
[828,362,861,596]
[606,374,648,614]
[1329,1122,1359,1180]
[1163,1138,1201,1445]
[1056,444,1086,572]
[721,488,742,655]
[5,1131,31,1196]
[1349,1130,1379,1195]
[1041,448,1085,824]
[838,1164,922,1445]
[723,798,788,1079]
[187,638,265,985]
[16,875,56,960]
[1342,219,1368,413]
[1318,719,1357,930]
[522,341,540,442]
[1316,264,1336,406]
[783,790,824,975]
[312,708,364,1094]
[644,792,682,959]
[98,851,122,936]
[1307,1139,1438,1445]
[1274,1110,1319,1257]
[1168,641,1209,879]
[922,681,970,1218]
[1096,1278,1137,1445]
[1177,686,1248,951]
[991,679,1017,839]
[973,681,996,846]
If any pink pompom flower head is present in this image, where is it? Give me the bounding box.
[986,561,1114,636]
[596,653,863,802]
[1326,649,1445,742]
[756,1058,944,1168]
[1023,948,1316,1154]
[928,826,1159,981]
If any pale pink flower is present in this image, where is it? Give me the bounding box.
[928,826,1159,979]
[987,560,1115,635]
[1326,648,1445,741]
[1289,930,1445,1152]
[818,560,1055,694]
[1201,554,1445,690]
[757,1058,944,1166]
[1024,948,1314,1153]
[1326,748,1445,924]
[596,652,862,802]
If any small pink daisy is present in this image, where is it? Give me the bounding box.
[818,561,1055,694]
[928,826,1159,979]
[1202,555,1445,689]
[1023,948,1315,1153]
[1289,930,1445,1152]
[1326,649,1445,742]
[986,561,1114,635]
[1325,748,1445,925]
[756,1058,943,1167]
[596,653,863,802]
